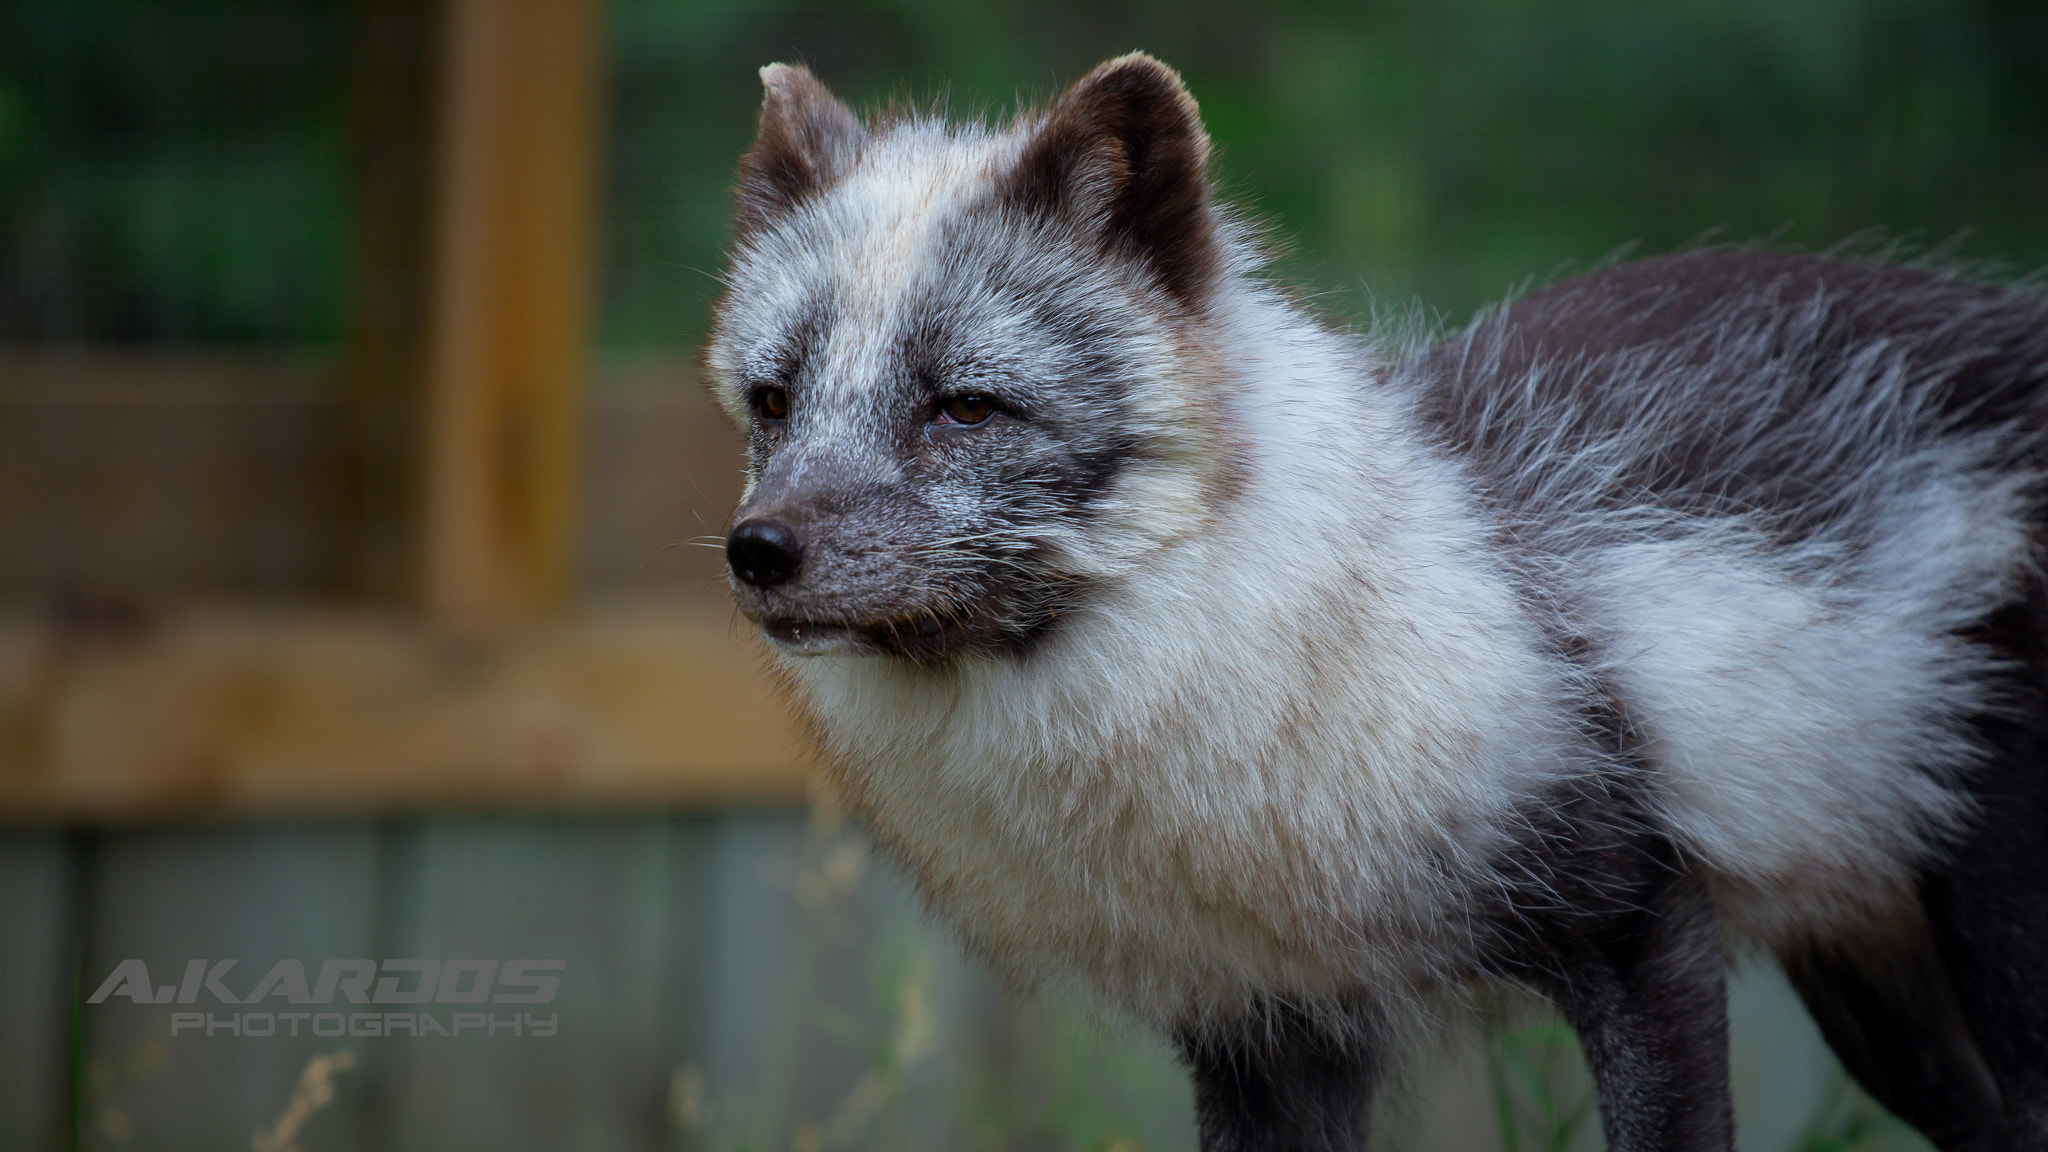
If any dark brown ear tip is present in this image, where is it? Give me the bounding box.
[1074,53,1195,103]
[735,61,862,238]
[1087,52,1180,81]
[1009,54,1218,307]
[759,62,819,100]
[757,62,848,120]
[1053,53,1204,141]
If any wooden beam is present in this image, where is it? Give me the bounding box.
[422,0,603,626]
[0,604,811,822]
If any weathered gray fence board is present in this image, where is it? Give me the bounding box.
[693,812,870,1146]
[369,816,713,1152]
[0,832,72,1152]
[686,812,999,1150]
[77,824,382,1152]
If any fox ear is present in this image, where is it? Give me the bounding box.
[1008,54,1218,306]
[736,63,863,238]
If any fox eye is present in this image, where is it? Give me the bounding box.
[934,395,995,426]
[754,386,790,420]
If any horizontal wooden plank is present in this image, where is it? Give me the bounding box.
[0,600,812,822]
[0,350,745,602]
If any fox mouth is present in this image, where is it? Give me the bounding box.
[760,614,964,660]
[759,618,859,655]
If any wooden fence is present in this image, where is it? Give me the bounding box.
[0,812,1906,1152]
[0,812,1208,1152]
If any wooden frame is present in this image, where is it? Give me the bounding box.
[0,0,809,821]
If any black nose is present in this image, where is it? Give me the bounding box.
[726,519,804,587]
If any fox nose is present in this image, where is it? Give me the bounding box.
[727,519,805,587]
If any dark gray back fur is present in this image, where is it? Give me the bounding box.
[1407,251,2048,555]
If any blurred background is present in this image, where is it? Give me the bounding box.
[1,0,2043,1148]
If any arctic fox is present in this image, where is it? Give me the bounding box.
[709,54,2048,1152]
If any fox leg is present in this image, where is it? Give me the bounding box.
[1920,593,2048,1146]
[1176,1000,1380,1152]
[1549,869,1734,1152]
[1781,920,2015,1152]
[1495,824,1735,1152]
[1926,751,2048,1145]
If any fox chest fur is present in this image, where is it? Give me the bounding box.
[781,344,1579,1021]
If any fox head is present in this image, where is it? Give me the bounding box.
[708,55,1246,661]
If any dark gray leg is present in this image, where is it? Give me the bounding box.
[1926,751,2048,1147]
[1929,594,2048,1146]
[1781,922,2015,1152]
[1176,1002,1378,1152]
[1505,850,1735,1152]
[1561,875,1732,1152]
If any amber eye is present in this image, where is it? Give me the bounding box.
[936,395,995,425]
[756,387,789,420]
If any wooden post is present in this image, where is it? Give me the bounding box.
[421,0,602,626]
[343,0,441,603]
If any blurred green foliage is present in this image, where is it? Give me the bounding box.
[0,0,350,343]
[1,0,2043,346]
[1486,1019,1596,1152]
[603,0,2048,343]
